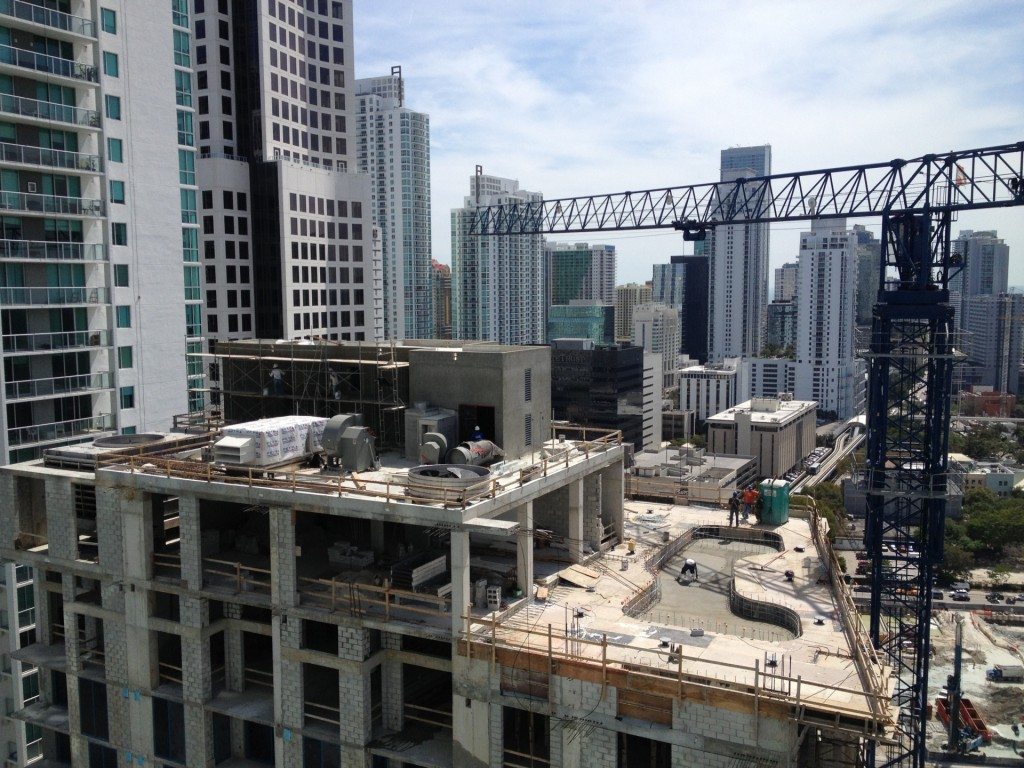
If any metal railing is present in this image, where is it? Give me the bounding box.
[1,240,105,261]
[0,44,98,82]
[0,0,96,37]
[5,371,111,399]
[0,141,101,172]
[0,190,104,216]
[0,92,100,127]
[3,329,110,353]
[7,412,114,446]
[0,285,108,305]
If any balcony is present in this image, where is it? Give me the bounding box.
[0,190,103,217]
[0,141,101,173]
[5,371,112,400]
[3,328,110,354]
[0,93,100,129]
[0,44,98,84]
[0,240,104,261]
[0,0,96,38]
[0,285,108,305]
[6,412,114,447]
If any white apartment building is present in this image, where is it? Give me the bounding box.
[193,0,382,345]
[452,173,544,344]
[632,302,679,389]
[963,292,1024,396]
[741,356,797,400]
[773,261,798,302]
[678,357,741,421]
[356,70,432,340]
[708,145,771,362]
[950,229,1010,329]
[792,217,865,419]
[614,281,652,341]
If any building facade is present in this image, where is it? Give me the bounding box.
[632,303,679,390]
[707,145,771,362]
[741,357,797,401]
[766,300,796,351]
[853,224,880,328]
[678,358,741,422]
[451,173,544,344]
[613,281,652,342]
[544,241,615,306]
[356,69,432,340]
[773,261,798,302]
[194,0,382,345]
[652,254,709,363]
[430,259,451,338]
[706,396,817,478]
[950,229,1010,329]
[546,302,614,345]
[963,292,1024,396]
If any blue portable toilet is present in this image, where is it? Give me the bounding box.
[759,479,790,525]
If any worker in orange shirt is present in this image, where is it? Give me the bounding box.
[741,485,759,523]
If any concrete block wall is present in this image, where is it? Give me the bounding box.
[671,699,794,767]
[270,507,297,606]
[44,477,76,561]
[532,486,569,538]
[381,631,403,731]
[177,495,203,589]
[584,473,603,551]
[95,485,125,577]
[274,615,303,768]
[554,677,616,768]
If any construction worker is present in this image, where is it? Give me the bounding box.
[741,485,759,523]
[679,558,698,582]
[728,492,741,527]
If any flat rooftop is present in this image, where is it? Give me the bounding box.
[708,397,816,426]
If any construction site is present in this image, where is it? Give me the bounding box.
[0,338,898,768]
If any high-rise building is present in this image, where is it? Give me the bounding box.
[614,281,652,341]
[853,224,881,327]
[194,0,382,345]
[632,303,679,390]
[773,262,798,302]
[652,254,709,362]
[766,300,797,351]
[950,229,1010,329]
[708,145,771,362]
[963,293,1024,396]
[545,241,615,305]
[792,218,865,419]
[356,69,432,340]
[431,259,451,338]
[547,302,614,344]
[678,358,742,422]
[452,173,543,344]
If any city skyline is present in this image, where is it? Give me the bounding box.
[357,1,1023,286]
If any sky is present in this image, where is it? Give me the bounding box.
[356,1,1024,287]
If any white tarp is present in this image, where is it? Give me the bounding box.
[222,415,328,466]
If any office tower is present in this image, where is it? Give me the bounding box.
[431,259,451,338]
[652,254,709,362]
[356,68,431,340]
[773,261,798,301]
[741,357,797,400]
[631,303,679,389]
[853,224,881,327]
[545,241,616,305]
[546,302,614,344]
[194,0,382,344]
[451,172,543,344]
[678,358,741,421]
[963,293,1024,396]
[766,300,797,351]
[792,218,865,419]
[614,281,652,341]
[950,229,1010,328]
[707,145,771,362]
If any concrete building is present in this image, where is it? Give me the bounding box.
[741,357,797,400]
[356,69,432,341]
[194,0,382,344]
[613,281,652,342]
[452,173,543,344]
[652,254,709,363]
[643,353,663,452]
[963,292,1024,396]
[546,302,614,345]
[708,145,771,362]
[678,358,741,422]
[960,385,1016,417]
[950,229,1010,329]
[766,300,796,351]
[853,225,881,328]
[630,446,757,505]
[792,218,865,420]
[632,303,679,390]
[773,261,798,302]
[707,396,817,478]
[430,259,452,338]
[544,241,615,306]
[948,453,1024,497]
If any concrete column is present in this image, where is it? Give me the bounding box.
[184,703,216,767]
[567,479,584,562]
[516,501,534,595]
[370,519,385,553]
[450,530,471,636]
[584,474,603,552]
[273,615,303,768]
[123,586,156,756]
[178,495,203,590]
[601,460,625,542]
[269,507,297,607]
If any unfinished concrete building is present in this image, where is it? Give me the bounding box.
[0,343,895,768]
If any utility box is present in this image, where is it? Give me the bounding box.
[405,403,458,460]
[759,479,790,525]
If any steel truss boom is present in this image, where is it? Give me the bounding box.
[471,142,1024,235]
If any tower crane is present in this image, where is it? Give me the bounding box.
[472,141,1024,767]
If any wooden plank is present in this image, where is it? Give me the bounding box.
[558,564,600,589]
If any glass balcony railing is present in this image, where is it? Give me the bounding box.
[3,328,110,353]
[0,240,104,261]
[0,141,101,172]
[0,92,100,127]
[0,285,108,305]
[0,0,96,37]
[0,44,98,83]
[0,190,103,216]
[7,412,114,446]
[5,370,111,399]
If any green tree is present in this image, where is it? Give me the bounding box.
[940,542,973,581]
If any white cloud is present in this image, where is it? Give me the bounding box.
[356,0,1024,285]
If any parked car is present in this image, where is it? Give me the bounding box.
[951,591,970,602]
[986,592,1005,603]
